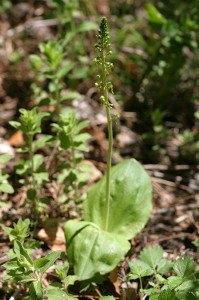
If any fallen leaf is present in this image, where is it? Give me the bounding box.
[9,130,25,147]
[35,219,66,251]
[109,267,120,295]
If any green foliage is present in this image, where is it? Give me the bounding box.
[0,0,12,13]
[10,107,49,137]
[65,220,130,280]
[30,40,76,114]
[0,154,14,194]
[3,219,79,300]
[84,159,152,239]
[10,108,50,213]
[4,239,62,299]
[52,113,91,203]
[64,17,152,283]
[4,218,30,242]
[128,245,199,299]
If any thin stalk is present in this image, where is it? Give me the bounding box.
[55,78,61,120]
[71,144,78,200]
[28,134,37,212]
[29,135,36,190]
[101,53,113,231]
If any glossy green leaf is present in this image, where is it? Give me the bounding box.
[64,220,130,280]
[84,159,152,239]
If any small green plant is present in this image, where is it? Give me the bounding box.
[10,108,50,214]
[53,113,91,204]
[3,218,78,300]
[0,154,14,194]
[128,245,199,299]
[30,40,77,118]
[64,17,152,281]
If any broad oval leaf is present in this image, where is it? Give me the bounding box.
[83,159,152,239]
[64,220,130,280]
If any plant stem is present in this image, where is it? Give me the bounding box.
[101,53,113,231]
[29,134,37,211]
[71,144,78,200]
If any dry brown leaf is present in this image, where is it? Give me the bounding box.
[35,219,66,251]
[108,267,120,295]
[9,130,25,147]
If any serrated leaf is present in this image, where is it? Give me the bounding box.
[140,245,163,269]
[129,259,153,278]
[64,220,130,280]
[175,291,198,300]
[176,279,199,292]
[84,159,152,239]
[157,258,173,274]
[174,257,196,278]
[167,276,184,289]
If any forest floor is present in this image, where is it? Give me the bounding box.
[0,2,198,299]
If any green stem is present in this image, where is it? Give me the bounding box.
[29,135,35,189]
[71,144,78,200]
[101,53,113,231]
[28,135,37,212]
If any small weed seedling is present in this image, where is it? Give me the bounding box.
[10,108,50,214]
[64,18,152,281]
[128,245,199,299]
